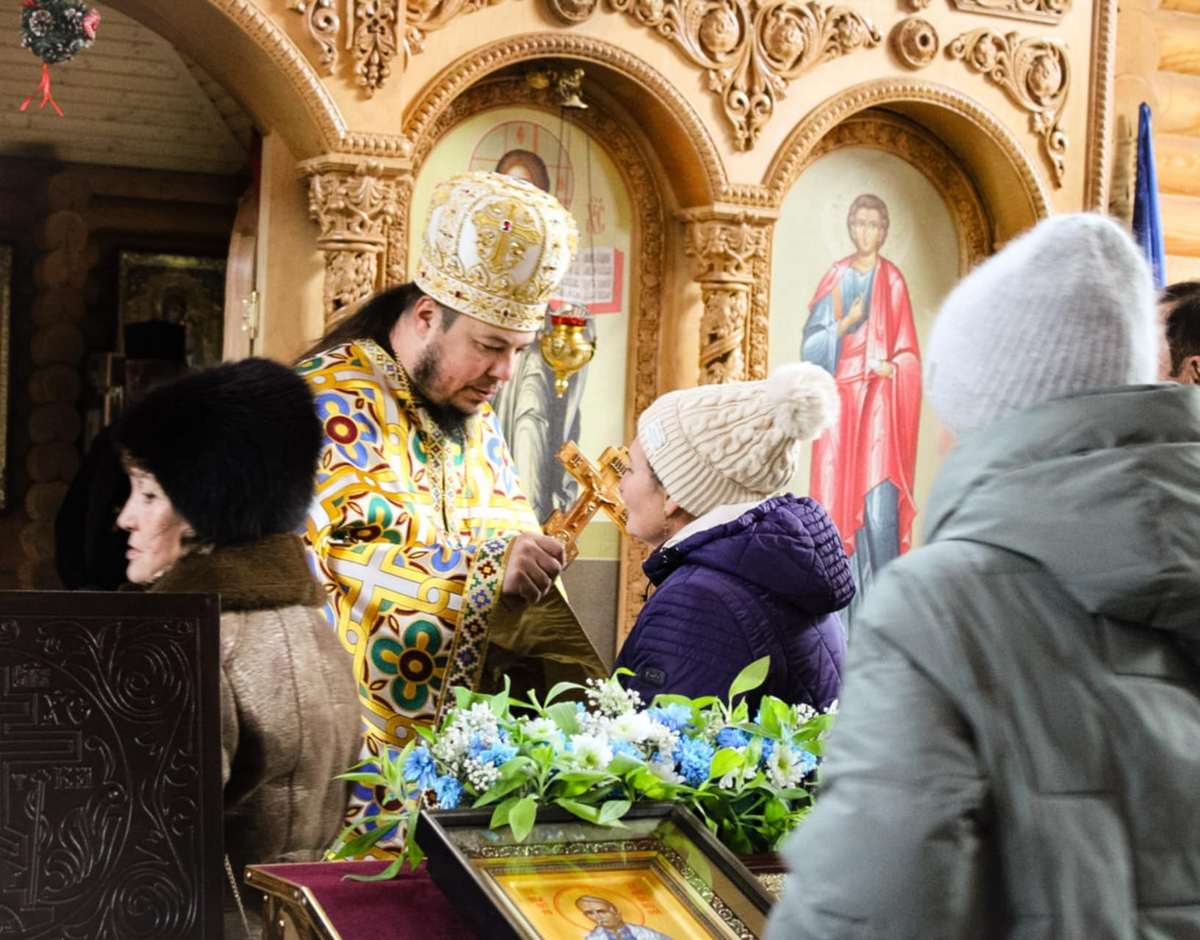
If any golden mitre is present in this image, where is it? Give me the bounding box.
[414,170,579,334]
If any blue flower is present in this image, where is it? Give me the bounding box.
[468,733,486,759]
[431,774,462,810]
[647,704,691,733]
[404,746,438,789]
[795,748,818,776]
[477,740,518,767]
[611,739,641,761]
[676,736,715,787]
[759,738,776,767]
[716,728,750,750]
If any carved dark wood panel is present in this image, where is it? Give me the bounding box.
[0,592,222,940]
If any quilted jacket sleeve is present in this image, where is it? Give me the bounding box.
[766,581,992,940]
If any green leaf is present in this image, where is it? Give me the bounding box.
[509,796,538,842]
[769,698,793,732]
[497,755,536,783]
[344,857,407,883]
[708,747,743,781]
[543,681,585,706]
[334,771,388,786]
[405,840,427,869]
[547,701,581,736]
[727,656,770,703]
[597,799,631,826]
[554,797,600,822]
[490,795,522,829]
[553,769,608,783]
[489,676,512,717]
[454,686,473,709]
[473,773,528,807]
[335,819,405,858]
[629,768,674,800]
[764,797,790,824]
[649,693,693,709]
[608,753,645,775]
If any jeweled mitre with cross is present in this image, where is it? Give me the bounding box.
[414,170,579,333]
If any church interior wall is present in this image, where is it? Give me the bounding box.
[0,156,242,588]
[8,0,1183,643]
[257,133,326,363]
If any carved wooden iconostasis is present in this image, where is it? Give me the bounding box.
[92,0,1117,650]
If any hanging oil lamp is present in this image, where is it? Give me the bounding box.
[540,303,595,397]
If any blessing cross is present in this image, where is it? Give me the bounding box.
[543,442,630,564]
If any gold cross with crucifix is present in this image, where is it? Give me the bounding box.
[542,441,630,564]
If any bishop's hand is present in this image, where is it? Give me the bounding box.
[502,533,567,604]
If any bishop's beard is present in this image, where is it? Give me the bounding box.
[410,341,470,440]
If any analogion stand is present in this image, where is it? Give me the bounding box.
[246,861,479,940]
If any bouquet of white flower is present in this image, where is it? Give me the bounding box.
[332,657,835,879]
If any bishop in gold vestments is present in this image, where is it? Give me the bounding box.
[300,171,605,830]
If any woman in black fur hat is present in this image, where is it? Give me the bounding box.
[114,357,359,939]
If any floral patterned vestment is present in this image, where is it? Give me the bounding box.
[299,339,603,829]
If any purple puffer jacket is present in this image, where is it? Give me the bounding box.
[616,495,853,710]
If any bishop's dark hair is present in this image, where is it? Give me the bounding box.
[295,282,459,364]
[1163,280,1200,376]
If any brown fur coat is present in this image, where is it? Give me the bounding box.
[154,534,359,938]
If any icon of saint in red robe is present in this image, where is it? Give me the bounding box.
[801,194,920,622]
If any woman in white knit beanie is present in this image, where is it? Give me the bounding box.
[614,363,856,710]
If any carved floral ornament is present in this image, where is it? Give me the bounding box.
[892,17,939,69]
[306,162,405,321]
[290,0,501,96]
[685,218,771,383]
[948,0,1070,25]
[546,0,881,149]
[947,28,1070,187]
[292,0,879,147]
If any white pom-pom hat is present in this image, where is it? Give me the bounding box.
[636,362,838,517]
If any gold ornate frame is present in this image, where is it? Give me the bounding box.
[749,109,993,379]
[400,74,668,648]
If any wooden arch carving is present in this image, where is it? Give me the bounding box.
[765,79,1052,229]
[403,33,728,207]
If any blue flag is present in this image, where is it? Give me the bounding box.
[1132,102,1166,290]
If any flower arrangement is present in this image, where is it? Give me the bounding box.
[18,0,101,115]
[333,657,835,879]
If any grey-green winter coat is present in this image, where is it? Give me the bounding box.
[767,385,1200,940]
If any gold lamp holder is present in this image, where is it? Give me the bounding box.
[540,306,596,397]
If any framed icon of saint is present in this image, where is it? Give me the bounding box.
[768,112,991,625]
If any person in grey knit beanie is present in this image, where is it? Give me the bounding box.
[925,212,1160,436]
[767,213,1200,940]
